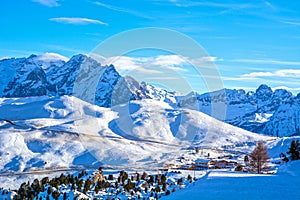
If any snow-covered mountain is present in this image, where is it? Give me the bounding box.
[0,56,47,97]
[178,84,298,137]
[0,53,299,137]
[0,54,177,108]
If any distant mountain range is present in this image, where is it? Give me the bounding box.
[1,53,299,137]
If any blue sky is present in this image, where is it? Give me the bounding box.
[0,0,300,94]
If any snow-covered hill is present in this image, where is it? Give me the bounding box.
[0,95,271,175]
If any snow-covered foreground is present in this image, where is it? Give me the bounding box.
[164,161,300,200]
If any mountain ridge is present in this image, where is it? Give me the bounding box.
[0,53,299,137]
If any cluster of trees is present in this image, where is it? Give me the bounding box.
[13,171,88,200]
[10,167,190,200]
[281,140,300,162]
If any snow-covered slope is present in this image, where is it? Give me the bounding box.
[164,160,300,200]
[179,84,299,137]
[0,95,271,174]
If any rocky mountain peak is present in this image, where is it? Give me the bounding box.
[255,84,273,101]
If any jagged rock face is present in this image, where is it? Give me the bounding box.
[0,57,47,97]
[178,85,298,136]
[263,99,300,137]
[94,64,123,107]
[255,84,273,102]
[46,54,92,95]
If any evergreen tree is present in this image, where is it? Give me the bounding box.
[51,191,60,200]
[161,174,167,184]
[187,174,193,183]
[108,174,114,181]
[165,190,171,195]
[250,141,269,173]
[244,155,249,164]
[136,173,140,182]
[63,192,67,200]
[162,183,167,191]
[141,172,147,180]
[147,175,154,185]
[287,140,300,160]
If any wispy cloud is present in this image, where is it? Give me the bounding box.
[242,69,300,78]
[94,1,152,19]
[95,54,221,74]
[169,0,256,10]
[263,1,277,11]
[279,20,300,26]
[32,0,59,7]
[191,56,222,63]
[100,56,162,74]
[273,86,300,92]
[49,17,108,25]
[152,55,187,66]
[222,76,259,81]
[230,58,300,66]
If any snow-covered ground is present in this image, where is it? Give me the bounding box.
[164,161,300,200]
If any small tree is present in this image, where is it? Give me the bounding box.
[141,172,147,180]
[235,165,243,172]
[287,140,300,160]
[195,147,199,154]
[187,174,193,183]
[250,141,269,174]
[244,155,249,164]
[280,153,289,162]
[108,174,114,181]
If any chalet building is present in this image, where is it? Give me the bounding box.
[194,159,210,169]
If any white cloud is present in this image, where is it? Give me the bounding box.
[242,69,300,78]
[49,17,108,25]
[91,54,221,74]
[241,71,274,78]
[152,55,187,66]
[101,56,162,74]
[280,20,300,26]
[273,86,300,92]
[222,76,259,81]
[191,56,220,63]
[168,66,188,72]
[32,0,59,7]
[169,1,256,10]
[231,58,300,66]
[36,52,68,62]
